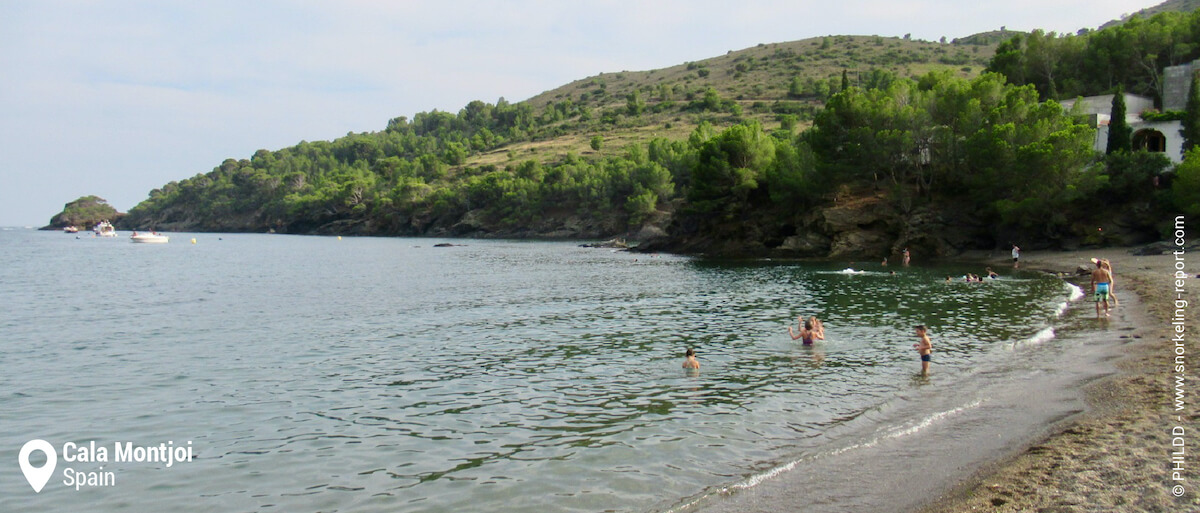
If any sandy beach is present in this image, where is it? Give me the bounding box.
[920,247,1199,513]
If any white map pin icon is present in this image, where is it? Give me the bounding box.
[19,439,56,493]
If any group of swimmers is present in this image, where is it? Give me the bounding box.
[686,256,1121,379]
[949,266,1001,283]
[683,317,931,376]
[682,251,1117,376]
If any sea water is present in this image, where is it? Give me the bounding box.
[0,230,1103,512]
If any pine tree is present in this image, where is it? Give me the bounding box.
[841,70,850,92]
[1106,85,1132,154]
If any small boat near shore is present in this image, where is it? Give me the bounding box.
[130,231,169,244]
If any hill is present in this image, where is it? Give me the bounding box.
[117,34,997,242]
[44,196,121,231]
[111,11,1200,257]
[502,34,993,163]
[1100,0,1200,29]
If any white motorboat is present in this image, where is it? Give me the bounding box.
[94,221,117,237]
[130,231,169,244]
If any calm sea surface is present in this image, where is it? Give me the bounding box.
[0,229,1081,512]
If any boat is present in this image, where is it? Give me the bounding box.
[63,226,79,233]
[93,221,117,237]
[130,231,169,244]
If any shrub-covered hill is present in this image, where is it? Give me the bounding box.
[116,7,1200,256]
[44,196,122,231]
[118,34,996,239]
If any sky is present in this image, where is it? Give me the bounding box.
[0,0,1166,226]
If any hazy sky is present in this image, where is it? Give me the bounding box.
[0,0,1163,226]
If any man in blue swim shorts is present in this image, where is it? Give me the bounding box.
[1090,258,1113,318]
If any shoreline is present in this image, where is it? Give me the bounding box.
[679,249,1139,513]
[918,248,1198,512]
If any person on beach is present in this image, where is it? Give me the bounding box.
[682,348,700,370]
[788,317,825,346]
[1011,244,1021,268]
[913,325,932,376]
[1090,259,1113,318]
[1097,258,1120,307]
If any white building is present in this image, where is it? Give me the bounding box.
[1060,93,1183,163]
[1058,60,1200,164]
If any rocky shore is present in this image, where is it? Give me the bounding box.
[920,248,1198,513]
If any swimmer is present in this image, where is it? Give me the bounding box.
[986,267,999,279]
[682,348,700,369]
[808,316,825,340]
[912,325,932,376]
[788,317,825,346]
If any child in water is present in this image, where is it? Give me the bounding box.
[788,316,825,345]
[912,325,932,376]
[682,348,700,370]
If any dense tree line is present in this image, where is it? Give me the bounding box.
[125,69,1188,245]
[987,10,1200,102]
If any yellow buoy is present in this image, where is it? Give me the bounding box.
[191,238,197,244]
[337,236,342,240]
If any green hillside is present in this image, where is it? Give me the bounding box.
[1100,0,1200,29]
[110,6,1200,257]
[503,35,993,163]
[117,34,996,239]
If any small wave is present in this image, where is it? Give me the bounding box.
[1026,326,1056,345]
[1007,326,1056,350]
[837,268,867,275]
[881,399,984,439]
[1054,301,1069,317]
[1066,283,1084,302]
[723,399,983,493]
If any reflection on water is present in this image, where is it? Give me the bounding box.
[0,231,1070,513]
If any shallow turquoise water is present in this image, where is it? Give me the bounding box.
[0,229,1074,512]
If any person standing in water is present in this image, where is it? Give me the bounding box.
[788,317,825,346]
[682,348,700,370]
[1091,258,1114,318]
[807,316,825,341]
[912,325,932,376]
[1011,244,1021,269]
[1097,258,1119,307]
[902,248,911,266]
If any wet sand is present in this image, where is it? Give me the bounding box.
[920,248,1199,513]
